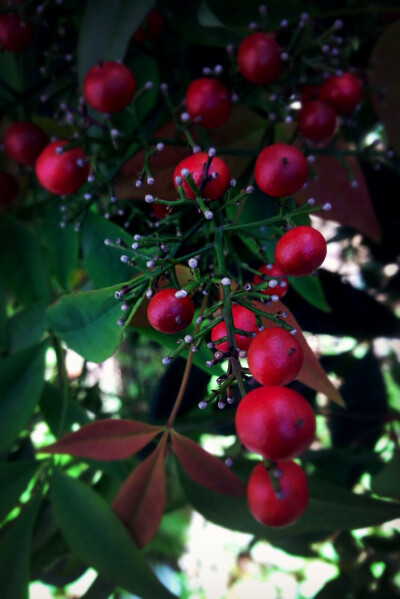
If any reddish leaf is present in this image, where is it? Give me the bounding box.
[294,140,381,243]
[252,300,345,407]
[113,434,167,548]
[171,430,245,496]
[369,20,400,158]
[42,419,163,460]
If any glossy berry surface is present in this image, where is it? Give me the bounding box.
[274,225,327,276]
[317,73,362,115]
[298,100,336,141]
[247,461,309,527]
[35,140,89,195]
[211,304,258,352]
[237,32,283,85]
[185,78,232,129]
[253,263,288,299]
[0,13,33,52]
[255,143,308,197]
[3,122,48,166]
[0,172,19,209]
[173,152,230,201]
[147,288,195,334]
[235,386,315,460]
[247,327,303,387]
[83,61,136,113]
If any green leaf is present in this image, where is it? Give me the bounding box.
[46,283,129,362]
[0,461,41,522]
[371,453,400,501]
[0,280,7,354]
[0,219,51,306]
[80,212,138,288]
[132,54,159,122]
[0,491,42,599]
[51,470,176,599]
[0,341,47,453]
[39,382,90,438]
[77,0,155,85]
[5,302,47,353]
[180,465,400,538]
[42,204,79,291]
[288,274,331,313]
[206,0,306,29]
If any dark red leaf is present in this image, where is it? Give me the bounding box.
[171,430,246,496]
[112,434,167,548]
[42,419,163,460]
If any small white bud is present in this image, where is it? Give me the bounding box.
[145,81,153,90]
[188,258,198,269]
[87,173,95,183]
[268,279,278,288]
[131,242,139,250]
[156,142,164,151]
[217,401,226,409]
[110,128,119,138]
[121,303,129,311]
[204,210,213,220]
[146,289,153,298]
[175,176,183,186]
[76,158,85,168]
[307,155,315,163]
[104,239,111,246]
[160,82,168,93]
[84,193,92,200]
[290,328,297,335]
[238,350,247,358]
[147,176,154,185]
[162,356,171,365]
[175,289,188,298]
[333,19,343,29]
[120,255,129,263]
[180,112,190,122]
[281,19,288,27]
[322,202,332,211]
[214,64,223,74]
[192,145,202,154]
[145,194,154,203]
[208,147,216,157]
[146,260,155,268]
[230,178,236,187]
[221,277,231,286]
[202,67,212,75]
[270,294,279,302]
[191,345,199,352]
[280,52,289,61]
[350,180,358,188]
[180,168,190,177]
[199,400,208,408]
[246,185,254,194]
[184,335,193,344]
[135,179,142,188]
[196,316,203,324]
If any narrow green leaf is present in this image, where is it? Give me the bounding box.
[371,453,400,501]
[51,470,176,599]
[42,204,79,291]
[0,280,7,353]
[288,274,331,312]
[0,491,42,599]
[5,302,47,353]
[46,283,129,362]
[39,382,90,438]
[0,341,47,453]
[0,219,51,306]
[0,461,41,522]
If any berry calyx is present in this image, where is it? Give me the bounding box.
[274,225,327,276]
[247,460,309,527]
[35,140,89,195]
[317,73,362,115]
[247,327,303,387]
[0,171,19,210]
[147,288,195,334]
[253,263,288,299]
[185,78,232,129]
[298,100,336,141]
[235,386,315,460]
[237,32,283,85]
[0,13,33,53]
[83,61,136,113]
[3,122,48,166]
[211,304,258,352]
[254,143,308,197]
[173,152,230,201]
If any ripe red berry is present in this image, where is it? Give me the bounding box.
[298,100,336,141]
[185,78,232,129]
[274,225,327,276]
[235,386,315,460]
[173,152,230,201]
[247,460,309,527]
[211,304,258,352]
[132,9,164,42]
[253,263,288,299]
[317,73,362,115]
[147,288,195,334]
[0,13,32,52]
[0,171,19,210]
[247,327,303,387]
[3,122,48,166]
[237,32,283,85]
[83,61,136,113]
[35,140,89,195]
[254,144,308,197]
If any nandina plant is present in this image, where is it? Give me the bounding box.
[1,1,400,598]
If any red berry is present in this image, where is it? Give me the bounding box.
[147,288,195,334]
[254,144,308,197]
[235,386,315,460]
[3,122,48,166]
[35,140,89,195]
[132,9,164,42]
[274,225,327,276]
[83,61,136,113]
[0,171,19,209]
[0,13,32,52]
[298,101,336,141]
[185,78,231,129]
[211,304,258,352]
[253,263,288,299]
[317,73,362,115]
[300,84,319,104]
[247,327,303,387]
[173,152,230,201]
[247,461,308,527]
[237,32,283,85]
[151,203,170,219]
